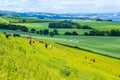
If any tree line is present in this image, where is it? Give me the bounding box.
[84,29,120,36]
[0,23,28,32]
[49,20,93,29]
[30,28,59,37]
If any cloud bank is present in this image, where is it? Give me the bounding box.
[0,0,120,13]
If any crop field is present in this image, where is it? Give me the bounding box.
[76,20,120,30]
[0,34,120,80]
[14,23,89,34]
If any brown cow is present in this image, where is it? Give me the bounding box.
[29,38,35,45]
[3,32,11,38]
[39,40,43,43]
[90,58,96,62]
[84,56,87,59]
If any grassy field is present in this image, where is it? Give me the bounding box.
[0,17,8,23]
[46,35,120,58]
[14,20,120,35]
[0,34,120,80]
[0,16,120,58]
[1,16,120,35]
[1,16,46,23]
[76,20,120,30]
[0,29,120,58]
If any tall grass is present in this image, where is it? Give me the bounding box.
[0,34,120,80]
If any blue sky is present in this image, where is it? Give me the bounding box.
[0,0,120,13]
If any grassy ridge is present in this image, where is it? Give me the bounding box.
[0,34,120,80]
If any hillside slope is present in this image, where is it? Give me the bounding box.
[0,34,120,80]
[0,17,8,23]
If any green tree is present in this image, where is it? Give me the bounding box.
[53,29,59,35]
[31,28,36,33]
[49,32,55,37]
[39,30,43,35]
[72,31,78,35]
[43,29,49,35]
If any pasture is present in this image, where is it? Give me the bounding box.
[0,29,120,58]
[76,20,120,30]
[0,17,8,23]
[50,35,120,58]
[1,16,120,35]
[0,34,120,80]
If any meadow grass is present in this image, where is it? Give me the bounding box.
[1,16,120,35]
[76,20,120,30]
[0,34,120,80]
[0,17,8,23]
[0,29,120,58]
[47,35,120,58]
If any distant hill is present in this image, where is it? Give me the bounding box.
[0,10,120,21]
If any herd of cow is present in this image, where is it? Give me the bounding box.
[3,32,52,49]
[3,32,95,62]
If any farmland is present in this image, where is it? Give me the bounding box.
[76,20,120,30]
[1,16,120,35]
[14,20,120,35]
[0,16,120,58]
[0,34,120,80]
[45,35,120,58]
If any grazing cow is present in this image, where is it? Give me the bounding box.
[3,32,8,34]
[45,44,48,48]
[5,34,9,38]
[29,39,32,45]
[3,32,11,38]
[27,35,32,39]
[39,40,43,43]
[32,39,35,43]
[13,34,20,37]
[29,38,35,45]
[49,44,52,49]
[84,56,87,59]
[90,58,96,62]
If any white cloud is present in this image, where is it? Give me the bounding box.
[0,0,120,13]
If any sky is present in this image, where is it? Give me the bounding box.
[0,0,120,13]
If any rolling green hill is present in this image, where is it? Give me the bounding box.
[0,17,8,23]
[1,16,120,35]
[0,34,120,80]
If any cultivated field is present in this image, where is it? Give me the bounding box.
[0,34,120,80]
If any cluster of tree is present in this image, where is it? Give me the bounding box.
[30,28,59,37]
[96,18,112,22]
[64,31,78,35]
[84,29,120,36]
[0,23,28,32]
[49,20,93,29]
